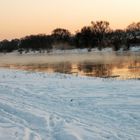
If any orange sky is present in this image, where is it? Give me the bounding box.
[0,0,140,40]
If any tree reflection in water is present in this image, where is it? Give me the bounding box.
[1,60,140,80]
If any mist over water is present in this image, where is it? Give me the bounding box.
[0,51,140,79]
[0,51,139,64]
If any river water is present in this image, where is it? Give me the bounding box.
[0,51,140,79]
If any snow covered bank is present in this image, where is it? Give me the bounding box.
[0,69,140,140]
[130,46,140,52]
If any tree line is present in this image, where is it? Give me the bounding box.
[0,21,140,53]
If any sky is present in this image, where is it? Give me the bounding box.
[0,0,140,40]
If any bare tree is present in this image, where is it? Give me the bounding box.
[127,22,140,39]
[52,28,71,43]
[91,21,111,49]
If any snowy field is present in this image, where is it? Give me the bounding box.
[0,68,140,140]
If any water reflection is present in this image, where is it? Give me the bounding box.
[0,51,140,79]
[1,60,140,80]
[78,63,113,77]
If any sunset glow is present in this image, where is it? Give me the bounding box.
[0,0,140,40]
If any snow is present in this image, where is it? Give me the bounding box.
[130,46,140,52]
[0,68,140,140]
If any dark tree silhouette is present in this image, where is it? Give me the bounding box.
[91,21,111,50]
[0,39,19,53]
[0,21,140,53]
[75,26,95,49]
[127,22,140,39]
[0,40,10,53]
[20,34,52,53]
[52,28,71,43]
[110,29,127,51]
[126,22,140,46]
